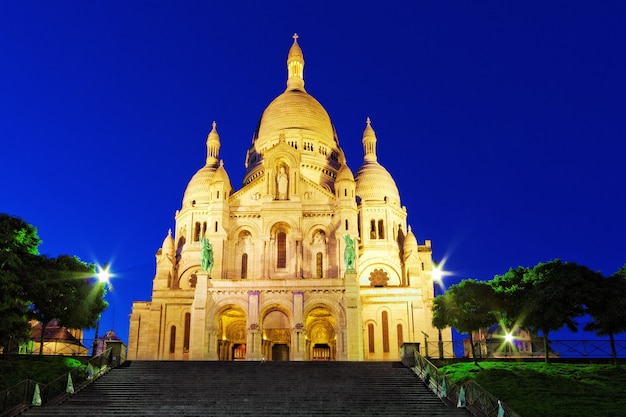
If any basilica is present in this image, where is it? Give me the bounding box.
[127,35,450,361]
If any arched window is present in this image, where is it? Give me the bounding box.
[202,222,207,237]
[345,219,349,230]
[370,220,376,239]
[378,219,384,239]
[169,326,176,354]
[382,311,390,353]
[277,232,286,268]
[397,324,404,348]
[368,323,375,353]
[316,252,323,278]
[183,313,191,352]
[241,253,248,279]
[194,222,201,242]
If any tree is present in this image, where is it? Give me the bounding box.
[521,259,602,363]
[490,266,530,331]
[27,255,107,355]
[0,213,107,355]
[0,214,41,352]
[584,264,626,364]
[432,279,499,362]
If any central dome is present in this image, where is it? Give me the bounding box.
[243,34,343,186]
[254,90,335,143]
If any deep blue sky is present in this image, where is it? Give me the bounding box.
[2,1,625,344]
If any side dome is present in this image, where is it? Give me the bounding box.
[182,165,216,207]
[354,118,401,205]
[355,161,401,204]
[182,121,222,207]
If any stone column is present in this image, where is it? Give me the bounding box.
[189,273,209,360]
[247,291,262,360]
[344,270,363,360]
[292,291,305,360]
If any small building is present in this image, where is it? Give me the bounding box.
[464,326,557,358]
[22,320,88,356]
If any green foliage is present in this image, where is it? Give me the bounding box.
[0,214,43,350]
[0,214,107,354]
[584,264,626,362]
[442,259,611,363]
[490,266,529,329]
[0,355,87,390]
[440,361,626,417]
[432,279,499,359]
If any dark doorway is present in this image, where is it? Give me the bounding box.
[313,344,331,361]
[232,344,246,360]
[272,344,289,361]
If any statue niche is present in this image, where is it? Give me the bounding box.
[276,165,289,200]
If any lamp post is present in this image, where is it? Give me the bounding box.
[432,263,444,359]
[92,264,111,356]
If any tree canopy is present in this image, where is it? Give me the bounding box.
[0,213,107,354]
[584,264,626,363]
[435,258,613,363]
[432,279,499,361]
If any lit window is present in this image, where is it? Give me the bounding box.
[316,252,323,278]
[277,232,286,268]
[169,326,176,354]
[183,313,191,352]
[382,311,389,353]
[241,254,248,279]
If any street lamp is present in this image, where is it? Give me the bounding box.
[432,263,444,359]
[92,264,111,356]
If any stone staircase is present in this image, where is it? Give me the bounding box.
[21,361,471,416]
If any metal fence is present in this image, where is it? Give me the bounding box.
[0,348,113,417]
[411,348,521,417]
[419,339,626,360]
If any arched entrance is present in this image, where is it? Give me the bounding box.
[262,309,291,361]
[305,306,336,361]
[217,307,247,360]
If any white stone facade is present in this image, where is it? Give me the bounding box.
[128,35,450,361]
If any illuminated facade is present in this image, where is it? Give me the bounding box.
[128,35,449,361]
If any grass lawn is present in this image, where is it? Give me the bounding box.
[440,361,626,417]
[0,355,87,390]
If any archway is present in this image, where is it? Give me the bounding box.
[217,307,247,360]
[305,306,336,361]
[262,309,291,361]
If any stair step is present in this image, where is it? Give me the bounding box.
[21,361,470,417]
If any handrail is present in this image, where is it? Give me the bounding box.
[0,348,114,417]
[412,349,521,417]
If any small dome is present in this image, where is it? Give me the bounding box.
[161,229,175,255]
[403,226,418,252]
[354,118,400,204]
[336,161,355,182]
[162,229,175,255]
[211,161,233,193]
